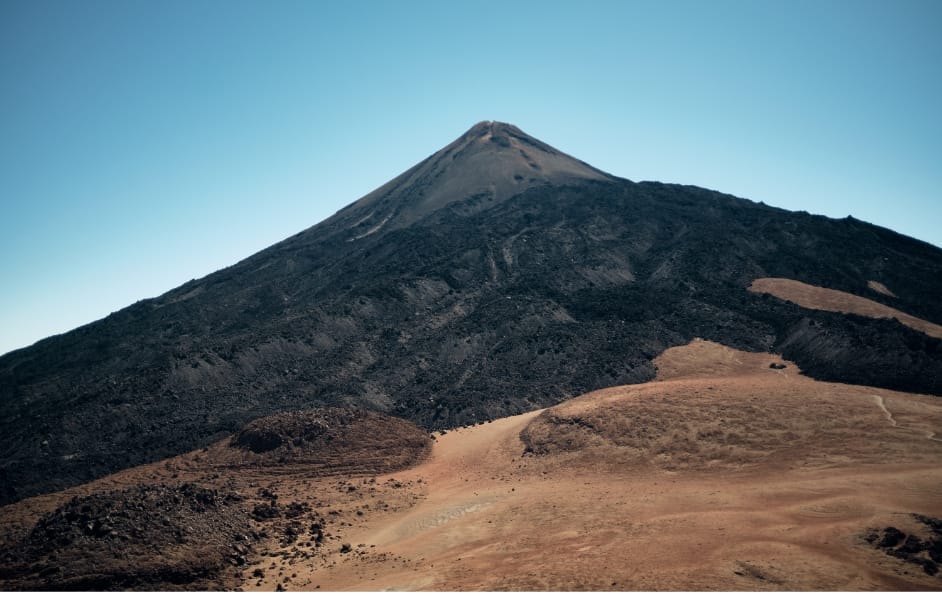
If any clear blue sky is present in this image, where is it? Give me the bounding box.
[2,0,940,356]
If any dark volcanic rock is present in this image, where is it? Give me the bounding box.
[251,502,281,521]
[916,514,942,536]
[0,483,254,590]
[867,516,942,577]
[879,527,906,548]
[224,407,432,475]
[1,121,942,504]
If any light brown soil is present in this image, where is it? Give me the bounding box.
[868,280,897,297]
[749,277,942,338]
[3,341,941,590]
[237,340,942,591]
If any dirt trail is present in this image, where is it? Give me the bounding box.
[283,411,543,590]
[872,394,898,427]
[872,393,942,443]
[366,411,541,548]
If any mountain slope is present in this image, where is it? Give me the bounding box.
[4,341,940,590]
[2,122,942,505]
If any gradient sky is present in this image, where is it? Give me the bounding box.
[2,0,940,356]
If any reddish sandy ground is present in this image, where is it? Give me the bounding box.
[243,340,942,591]
[3,340,941,591]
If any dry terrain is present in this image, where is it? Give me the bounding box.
[260,340,942,591]
[2,340,941,590]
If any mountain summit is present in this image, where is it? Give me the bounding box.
[2,122,942,505]
[325,121,614,236]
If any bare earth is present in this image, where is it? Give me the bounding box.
[867,280,897,298]
[246,340,942,591]
[2,340,941,590]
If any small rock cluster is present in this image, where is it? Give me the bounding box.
[866,514,942,576]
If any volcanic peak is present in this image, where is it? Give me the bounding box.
[326,120,615,238]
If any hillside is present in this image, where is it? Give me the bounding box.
[2,341,939,590]
[288,341,942,591]
[2,121,942,504]
[0,408,431,590]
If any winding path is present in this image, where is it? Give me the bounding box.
[872,394,941,442]
[871,394,897,427]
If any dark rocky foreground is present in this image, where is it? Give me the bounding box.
[0,408,431,590]
[866,514,942,576]
[0,483,255,590]
[2,123,941,504]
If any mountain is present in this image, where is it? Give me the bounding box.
[327,120,614,233]
[2,121,941,505]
